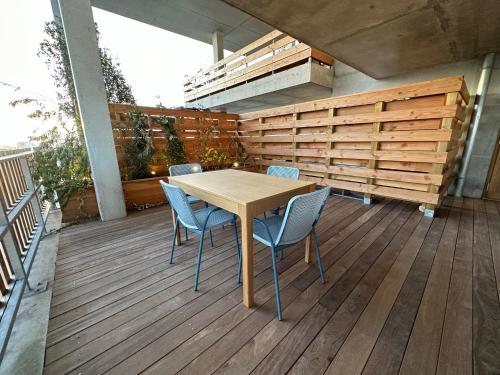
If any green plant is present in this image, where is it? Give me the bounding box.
[155,116,187,168]
[30,126,91,208]
[124,110,154,180]
[8,20,136,214]
[201,147,230,170]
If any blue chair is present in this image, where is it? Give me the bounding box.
[169,163,207,242]
[266,166,300,216]
[252,187,330,320]
[160,180,241,290]
[267,165,300,180]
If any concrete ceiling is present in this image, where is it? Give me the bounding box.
[91,0,274,51]
[220,0,500,78]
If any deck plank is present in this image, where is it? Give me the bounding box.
[471,199,500,375]
[43,196,498,375]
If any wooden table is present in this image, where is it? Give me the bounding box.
[168,169,316,307]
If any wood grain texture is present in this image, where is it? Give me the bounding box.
[44,196,497,375]
[239,77,470,208]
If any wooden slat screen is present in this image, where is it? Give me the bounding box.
[108,104,240,177]
[184,30,334,102]
[238,76,471,210]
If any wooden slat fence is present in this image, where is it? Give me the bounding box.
[108,104,240,177]
[184,30,334,102]
[0,151,49,359]
[238,76,471,211]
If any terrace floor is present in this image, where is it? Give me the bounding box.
[43,195,500,375]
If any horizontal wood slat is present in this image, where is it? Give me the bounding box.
[240,76,469,120]
[108,104,239,179]
[238,77,470,207]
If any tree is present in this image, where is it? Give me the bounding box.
[38,21,135,127]
[10,20,136,213]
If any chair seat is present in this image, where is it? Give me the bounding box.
[187,195,202,204]
[253,215,284,247]
[194,207,234,229]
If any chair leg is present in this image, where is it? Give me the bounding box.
[280,248,284,260]
[233,217,241,284]
[209,229,214,247]
[194,231,205,291]
[312,229,325,283]
[185,227,189,241]
[270,245,283,321]
[170,218,179,264]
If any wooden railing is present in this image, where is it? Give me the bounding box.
[0,151,49,359]
[184,30,334,102]
[108,104,240,177]
[238,76,471,212]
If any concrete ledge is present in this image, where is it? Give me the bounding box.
[188,62,333,112]
[0,210,62,375]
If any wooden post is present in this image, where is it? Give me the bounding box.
[292,113,299,165]
[424,92,460,217]
[324,108,336,181]
[364,101,384,205]
[258,117,264,172]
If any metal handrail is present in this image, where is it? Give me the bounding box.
[0,150,50,361]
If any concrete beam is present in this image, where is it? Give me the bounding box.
[187,62,333,113]
[212,31,224,63]
[57,0,127,221]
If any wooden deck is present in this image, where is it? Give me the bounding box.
[44,196,500,374]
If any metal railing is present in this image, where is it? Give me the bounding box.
[0,151,50,360]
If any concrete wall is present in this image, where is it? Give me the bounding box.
[330,57,500,198]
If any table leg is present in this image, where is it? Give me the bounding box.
[305,236,313,264]
[241,206,254,307]
[304,184,316,263]
[171,208,181,246]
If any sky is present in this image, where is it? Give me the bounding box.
[0,0,220,147]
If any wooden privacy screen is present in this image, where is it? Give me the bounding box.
[108,104,239,176]
[238,76,471,211]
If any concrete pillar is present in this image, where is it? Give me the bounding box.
[212,31,224,63]
[57,0,127,221]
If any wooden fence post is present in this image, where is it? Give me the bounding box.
[424,92,460,217]
[364,101,385,205]
[324,108,336,181]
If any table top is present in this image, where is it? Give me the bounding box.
[168,169,315,206]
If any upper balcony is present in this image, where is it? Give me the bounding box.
[183,30,334,113]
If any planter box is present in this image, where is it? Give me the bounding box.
[61,176,168,222]
[61,186,99,223]
[123,176,167,210]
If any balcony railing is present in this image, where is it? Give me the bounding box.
[184,30,334,102]
[0,151,50,359]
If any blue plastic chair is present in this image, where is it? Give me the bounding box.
[160,180,241,290]
[252,187,330,320]
[169,163,206,242]
[267,165,300,180]
[266,166,300,216]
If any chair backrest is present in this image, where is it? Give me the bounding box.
[275,187,331,246]
[267,166,300,180]
[159,180,200,230]
[169,163,203,177]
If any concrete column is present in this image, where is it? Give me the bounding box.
[212,31,224,63]
[57,0,127,221]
